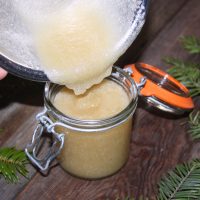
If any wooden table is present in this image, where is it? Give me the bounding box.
[0,0,200,199]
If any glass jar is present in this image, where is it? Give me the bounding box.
[25,63,194,179]
[26,66,138,179]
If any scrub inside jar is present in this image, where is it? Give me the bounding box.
[52,78,133,179]
[53,79,130,120]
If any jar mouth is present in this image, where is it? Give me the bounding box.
[44,66,138,132]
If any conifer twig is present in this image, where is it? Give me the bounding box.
[165,57,200,97]
[188,111,200,140]
[180,36,200,54]
[0,147,29,183]
[158,35,200,200]
[158,160,200,200]
[164,35,200,97]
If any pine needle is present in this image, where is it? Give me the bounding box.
[0,147,29,183]
[188,111,200,140]
[157,159,200,200]
[165,58,200,97]
[158,35,200,200]
[164,35,200,97]
[181,36,200,54]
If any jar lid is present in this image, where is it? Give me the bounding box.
[124,63,194,114]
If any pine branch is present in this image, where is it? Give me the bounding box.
[0,147,29,183]
[158,159,200,200]
[165,57,200,69]
[165,57,200,97]
[188,111,200,140]
[164,35,200,97]
[157,35,200,200]
[181,36,200,54]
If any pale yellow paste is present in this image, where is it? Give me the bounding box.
[34,1,121,94]
[53,79,130,119]
[53,79,132,178]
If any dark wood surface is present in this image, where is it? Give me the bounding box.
[0,0,200,199]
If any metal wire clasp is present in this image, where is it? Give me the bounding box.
[137,77,147,94]
[124,66,147,94]
[25,109,65,171]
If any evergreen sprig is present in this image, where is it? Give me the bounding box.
[164,35,200,97]
[157,35,200,200]
[158,159,200,200]
[180,36,200,54]
[0,147,29,183]
[188,111,200,140]
[165,57,200,97]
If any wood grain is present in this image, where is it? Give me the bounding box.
[0,0,200,200]
[138,0,200,67]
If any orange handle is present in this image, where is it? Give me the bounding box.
[125,63,194,110]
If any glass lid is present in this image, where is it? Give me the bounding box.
[125,63,194,115]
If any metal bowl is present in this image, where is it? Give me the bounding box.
[0,0,149,82]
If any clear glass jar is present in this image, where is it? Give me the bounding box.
[26,67,138,179]
[26,63,194,179]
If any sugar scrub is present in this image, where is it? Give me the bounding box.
[14,0,141,94]
[53,78,133,178]
[53,79,130,120]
